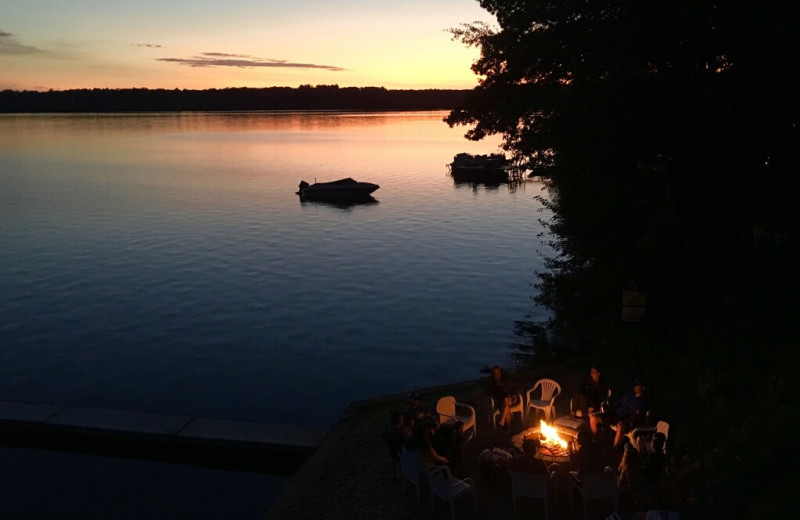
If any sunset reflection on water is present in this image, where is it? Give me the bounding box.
[0,111,550,429]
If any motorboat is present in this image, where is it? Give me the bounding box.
[447,153,511,182]
[296,178,380,201]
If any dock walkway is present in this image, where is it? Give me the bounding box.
[0,400,328,475]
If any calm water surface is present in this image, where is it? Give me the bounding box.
[0,111,552,427]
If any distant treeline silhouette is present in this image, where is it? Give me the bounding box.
[0,85,469,113]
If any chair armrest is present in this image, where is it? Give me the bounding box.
[439,413,458,425]
[455,401,476,417]
[630,426,656,439]
[449,475,475,488]
[428,464,450,477]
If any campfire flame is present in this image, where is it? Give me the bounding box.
[539,420,568,449]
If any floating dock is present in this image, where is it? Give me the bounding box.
[0,400,328,476]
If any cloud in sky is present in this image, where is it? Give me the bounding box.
[157,52,345,71]
[133,43,163,49]
[0,30,45,55]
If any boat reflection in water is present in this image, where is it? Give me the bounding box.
[453,178,505,191]
[299,196,378,210]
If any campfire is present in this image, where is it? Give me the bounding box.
[538,420,569,450]
[520,420,573,462]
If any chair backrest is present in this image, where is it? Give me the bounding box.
[436,396,457,423]
[581,472,617,500]
[655,420,669,440]
[487,396,498,422]
[600,388,612,412]
[400,447,424,484]
[510,470,548,500]
[532,378,561,402]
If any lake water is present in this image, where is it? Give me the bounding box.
[0,111,552,428]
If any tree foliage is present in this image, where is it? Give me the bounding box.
[449,1,798,516]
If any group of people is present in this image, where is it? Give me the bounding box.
[564,364,654,450]
[483,362,652,441]
[385,364,669,514]
[618,430,669,510]
[383,392,463,471]
[486,363,669,512]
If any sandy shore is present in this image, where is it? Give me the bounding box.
[265,367,589,520]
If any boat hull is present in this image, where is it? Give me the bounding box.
[297,178,379,201]
[448,153,511,182]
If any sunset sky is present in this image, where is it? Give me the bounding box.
[1,0,495,91]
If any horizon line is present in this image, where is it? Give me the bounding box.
[2,85,476,93]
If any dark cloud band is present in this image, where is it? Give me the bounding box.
[0,29,44,55]
[158,53,344,71]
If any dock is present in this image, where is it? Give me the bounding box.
[0,400,329,476]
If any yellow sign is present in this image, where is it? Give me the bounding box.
[622,290,646,306]
[621,290,646,322]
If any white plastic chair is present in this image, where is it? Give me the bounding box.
[399,447,427,503]
[626,420,670,454]
[427,464,476,519]
[656,420,670,441]
[526,379,561,423]
[510,470,550,519]
[577,471,618,520]
[436,396,477,440]
[487,392,524,429]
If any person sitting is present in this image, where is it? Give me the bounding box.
[572,364,611,435]
[508,438,551,474]
[484,365,519,428]
[613,378,651,448]
[569,428,609,505]
[382,410,410,478]
[642,433,668,508]
[618,440,644,510]
[572,429,606,477]
[383,410,410,454]
[402,392,424,430]
[404,414,450,467]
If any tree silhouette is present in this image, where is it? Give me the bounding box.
[448,2,798,517]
